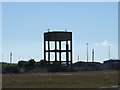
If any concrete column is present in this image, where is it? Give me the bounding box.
[59,41,61,64]
[44,39,46,61]
[48,41,50,63]
[70,39,72,65]
[55,40,57,61]
[66,41,69,65]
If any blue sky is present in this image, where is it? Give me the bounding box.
[2,2,118,63]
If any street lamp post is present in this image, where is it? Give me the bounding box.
[10,52,12,64]
[78,55,79,62]
[108,45,110,60]
[86,43,88,62]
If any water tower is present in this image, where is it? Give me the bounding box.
[44,30,72,66]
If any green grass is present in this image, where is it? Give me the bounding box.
[2,70,119,88]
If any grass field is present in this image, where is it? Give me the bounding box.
[2,70,119,88]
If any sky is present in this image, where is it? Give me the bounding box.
[118,2,120,59]
[2,2,118,63]
[0,2,2,63]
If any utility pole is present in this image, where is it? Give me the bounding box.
[48,28,50,32]
[78,55,79,62]
[108,45,110,60]
[65,29,67,32]
[10,52,12,64]
[2,54,3,62]
[92,49,94,62]
[86,43,88,62]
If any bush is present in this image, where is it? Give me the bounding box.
[28,59,36,67]
[2,65,19,73]
[47,64,67,72]
[18,60,28,67]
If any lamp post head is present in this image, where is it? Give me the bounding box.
[48,28,50,32]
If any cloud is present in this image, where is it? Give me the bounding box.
[94,40,113,47]
[101,40,109,47]
[94,43,99,46]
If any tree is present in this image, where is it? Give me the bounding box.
[39,60,47,67]
[28,58,36,67]
[18,60,28,67]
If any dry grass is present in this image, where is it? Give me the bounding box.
[2,70,119,88]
